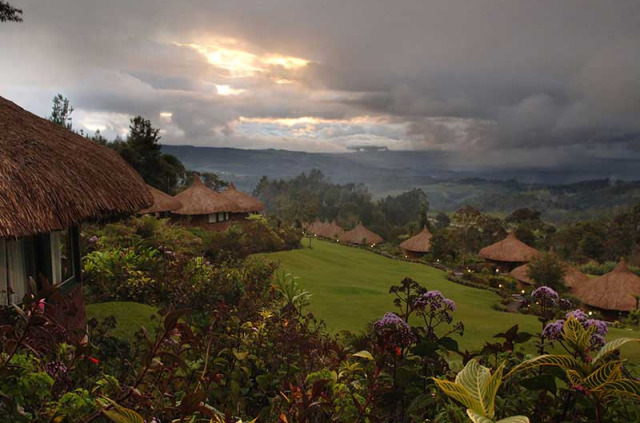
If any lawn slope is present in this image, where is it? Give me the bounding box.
[261,240,639,358]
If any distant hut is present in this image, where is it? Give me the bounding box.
[140,185,182,218]
[339,223,383,246]
[509,262,589,289]
[478,232,541,272]
[172,175,241,231]
[0,96,151,328]
[399,227,433,258]
[304,219,323,235]
[325,220,345,240]
[220,182,265,222]
[572,259,640,313]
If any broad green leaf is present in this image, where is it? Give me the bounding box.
[483,361,505,418]
[496,416,530,423]
[565,369,583,388]
[467,409,495,423]
[593,338,640,363]
[506,355,579,378]
[455,359,491,416]
[583,360,623,390]
[352,350,374,360]
[433,378,480,411]
[595,379,640,400]
[519,374,557,394]
[100,399,144,423]
[563,317,589,350]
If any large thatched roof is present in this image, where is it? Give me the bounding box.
[140,185,182,214]
[0,96,152,238]
[478,232,541,263]
[399,227,433,253]
[510,262,589,288]
[173,175,240,215]
[572,259,640,311]
[339,223,383,245]
[220,183,264,213]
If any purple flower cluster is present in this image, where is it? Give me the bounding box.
[88,235,99,243]
[413,290,457,325]
[532,286,559,304]
[542,310,609,349]
[374,312,416,348]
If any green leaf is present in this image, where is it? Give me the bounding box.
[496,416,530,423]
[433,378,480,411]
[455,359,492,416]
[593,338,640,363]
[583,360,623,390]
[506,354,579,378]
[483,361,505,418]
[467,409,495,423]
[233,350,249,361]
[595,379,640,400]
[99,399,144,423]
[519,374,557,394]
[352,350,374,360]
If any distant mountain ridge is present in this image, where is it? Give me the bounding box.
[162,145,640,221]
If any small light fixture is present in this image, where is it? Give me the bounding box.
[588,311,593,316]
[498,284,503,288]
[521,290,525,294]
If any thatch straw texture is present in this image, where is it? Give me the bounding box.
[572,259,640,311]
[478,232,541,263]
[399,227,433,253]
[324,220,345,239]
[509,263,589,288]
[140,185,182,214]
[173,175,241,215]
[339,223,383,245]
[221,183,264,213]
[0,96,152,238]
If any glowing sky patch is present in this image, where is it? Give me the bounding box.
[175,38,309,79]
[215,84,247,96]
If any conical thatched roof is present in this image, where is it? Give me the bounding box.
[140,185,182,214]
[399,227,433,253]
[339,223,383,245]
[220,183,264,213]
[325,220,345,239]
[478,232,541,263]
[173,175,240,215]
[0,96,152,238]
[572,259,640,311]
[509,262,589,288]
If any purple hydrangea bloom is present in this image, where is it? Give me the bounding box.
[590,334,606,349]
[443,298,456,311]
[542,319,565,340]
[585,319,608,337]
[566,309,588,322]
[532,286,559,301]
[374,312,415,348]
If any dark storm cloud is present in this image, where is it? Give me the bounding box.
[1,0,639,167]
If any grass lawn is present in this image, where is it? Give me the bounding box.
[86,302,159,341]
[260,240,640,360]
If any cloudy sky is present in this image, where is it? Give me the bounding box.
[1,0,639,167]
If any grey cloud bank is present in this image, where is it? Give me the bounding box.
[1,0,639,173]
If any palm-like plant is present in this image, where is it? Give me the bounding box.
[507,316,640,422]
[433,359,529,423]
[275,271,311,312]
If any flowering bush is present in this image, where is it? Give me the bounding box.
[543,310,608,349]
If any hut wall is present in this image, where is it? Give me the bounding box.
[401,249,426,259]
[173,214,231,232]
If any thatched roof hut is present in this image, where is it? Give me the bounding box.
[0,96,152,238]
[339,223,383,245]
[220,183,264,213]
[173,175,241,215]
[324,220,345,239]
[399,227,433,254]
[509,262,589,288]
[479,232,541,263]
[140,185,182,214]
[572,259,640,312]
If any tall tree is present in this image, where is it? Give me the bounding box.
[0,1,22,22]
[50,94,74,129]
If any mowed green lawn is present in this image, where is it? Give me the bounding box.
[86,301,159,341]
[261,240,639,360]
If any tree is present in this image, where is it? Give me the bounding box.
[418,200,429,230]
[434,212,451,230]
[50,94,74,129]
[506,208,541,224]
[526,252,567,291]
[0,1,22,22]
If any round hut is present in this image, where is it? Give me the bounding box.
[478,232,540,273]
[140,185,182,217]
[509,262,589,289]
[325,220,345,240]
[0,95,151,327]
[399,227,433,258]
[173,175,241,231]
[572,259,640,313]
[220,182,265,222]
[339,223,383,246]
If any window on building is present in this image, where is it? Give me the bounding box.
[208,213,217,223]
[0,238,28,305]
[50,230,74,284]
